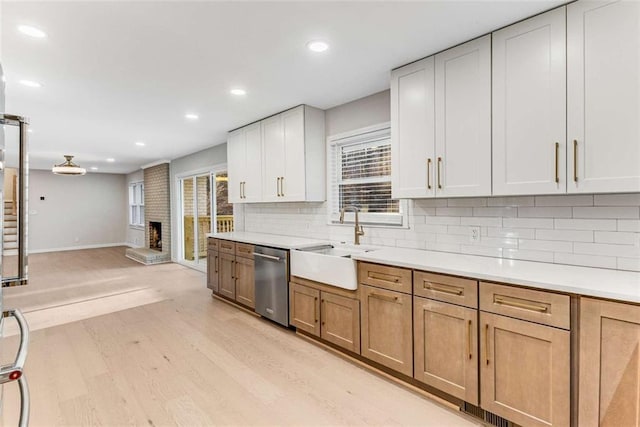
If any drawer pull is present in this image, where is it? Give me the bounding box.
[369,272,400,283]
[494,296,548,313]
[425,282,463,296]
[221,244,233,250]
[370,292,399,303]
[467,320,472,360]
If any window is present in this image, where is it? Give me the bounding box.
[129,182,144,227]
[329,124,406,227]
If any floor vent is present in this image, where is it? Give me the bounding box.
[460,402,515,427]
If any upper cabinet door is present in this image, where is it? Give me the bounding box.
[281,106,306,201]
[492,7,567,196]
[567,1,640,193]
[262,114,285,202]
[226,128,245,204]
[391,56,436,199]
[435,35,491,197]
[243,122,263,202]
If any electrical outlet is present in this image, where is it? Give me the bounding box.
[469,226,480,243]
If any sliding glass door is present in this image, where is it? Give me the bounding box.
[179,170,233,269]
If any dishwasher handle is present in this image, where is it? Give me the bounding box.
[252,252,282,262]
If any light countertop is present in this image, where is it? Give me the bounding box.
[208,231,329,250]
[352,247,640,304]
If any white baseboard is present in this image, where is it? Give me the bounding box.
[29,242,130,254]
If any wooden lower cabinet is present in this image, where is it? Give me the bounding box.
[579,298,640,427]
[321,292,360,353]
[480,311,570,427]
[207,249,219,293]
[360,284,413,377]
[234,256,255,308]
[218,253,236,300]
[289,282,320,336]
[413,296,478,404]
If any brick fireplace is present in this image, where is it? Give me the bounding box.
[126,162,172,265]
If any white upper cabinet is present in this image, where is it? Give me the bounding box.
[435,35,492,197]
[227,123,263,204]
[261,105,325,202]
[227,105,325,204]
[391,56,436,199]
[567,0,640,193]
[492,7,567,196]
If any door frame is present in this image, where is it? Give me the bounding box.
[174,163,227,272]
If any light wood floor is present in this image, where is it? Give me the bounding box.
[1,247,480,426]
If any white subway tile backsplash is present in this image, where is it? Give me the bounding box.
[535,229,593,242]
[573,206,640,219]
[244,193,640,272]
[594,194,640,206]
[518,207,573,218]
[535,195,594,206]
[594,231,640,245]
[554,219,617,231]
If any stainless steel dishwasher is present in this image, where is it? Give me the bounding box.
[253,245,289,327]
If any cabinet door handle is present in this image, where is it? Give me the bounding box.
[314,296,318,323]
[370,292,399,303]
[280,177,285,197]
[554,142,559,184]
[321,299,325,325]
[214,255,218,273]
[424,281,463,296]
[573,139,578,182]
[437,157,443,189]
[426,158,432,189]
[242,182,246,199]
[494,296,548,313]
[231,260,235,279]
[485,323,490,365]
[467,320,473,360]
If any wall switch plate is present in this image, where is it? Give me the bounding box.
[469,226,480,243]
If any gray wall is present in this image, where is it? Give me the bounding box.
[325,90,390,137]
[169,144,227,260]
[28,170,127,252]
[126,169,144,247]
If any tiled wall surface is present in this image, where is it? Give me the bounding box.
[243,193,640,272]
[144,163,171,255]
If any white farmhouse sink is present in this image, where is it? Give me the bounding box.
[290,244,378,290]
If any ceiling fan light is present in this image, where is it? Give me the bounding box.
[52,155,86,176]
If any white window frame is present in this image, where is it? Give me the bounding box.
[128,181,145,228]
[327,122,407,228]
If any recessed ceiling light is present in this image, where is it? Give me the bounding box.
[135,141,145,146]
[106,158,115,162]
[185,113,199,120]
[307,40,329,53]
[230,88,247,96]
[19,80,42,88]
[18,25,47,39]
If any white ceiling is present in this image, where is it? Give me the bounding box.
[2,1,564,174]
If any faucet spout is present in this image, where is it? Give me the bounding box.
[339,205,365,245]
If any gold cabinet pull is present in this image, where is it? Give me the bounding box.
[485,324,490,365]
[368,272,400,283]
[280,177,285,197]
[573,139,578,182]
[321,299,325,326]
[554,142,559,183]
[437,157,443,189]
[494,296,548,313]
[426,158,432,189]
[276,177,281,197]
[424,281,463,296]
[314,296,318,323]
[370,292,399,303]
[467,320,473,360]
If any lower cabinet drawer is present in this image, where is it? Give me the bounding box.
[218,240,236,255]
[480,311,570,427]
[413,296,478,405]
[360,285,413,377]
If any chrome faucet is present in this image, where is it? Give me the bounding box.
[339,205,365,245]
